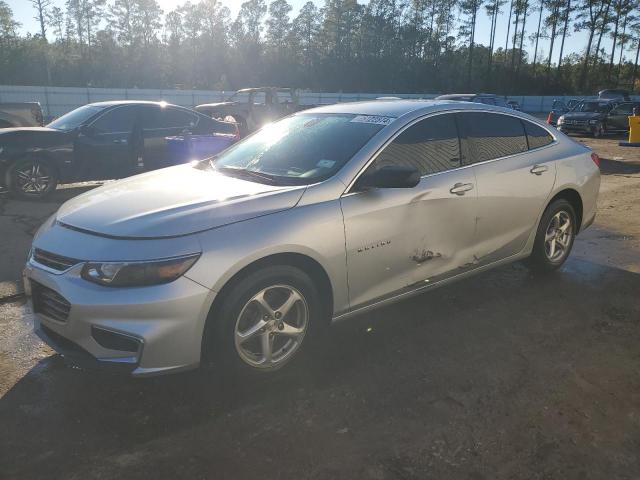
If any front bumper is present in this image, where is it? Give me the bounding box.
[557,123,598,135]
[24,260,216,377]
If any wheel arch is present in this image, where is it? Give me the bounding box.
[205,251,335,327]
[546,187,584,233]
[4,150,61,186]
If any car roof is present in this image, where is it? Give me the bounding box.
[302,99,518,118]
[236,87,292,93]
[87,100,183,108]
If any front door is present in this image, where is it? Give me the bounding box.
[340,113,479,310]
[74,105,138,180]
[608,102,634,131]
[458,112,556,265]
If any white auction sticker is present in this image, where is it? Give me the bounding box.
[316,159,336,168]
[350,115,394,125]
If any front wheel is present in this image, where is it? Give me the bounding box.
[592,123,604,138]
[526,199,577,272]
[204,265,324,375]
[6,158,58,200]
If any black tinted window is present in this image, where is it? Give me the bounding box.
[524,121,554,149]
[374,114,460,175]
[91,106,136,133]
[459,112,527,162]
[611,103,634,115]
[141,107,197,129]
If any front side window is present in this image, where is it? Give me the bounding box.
[523,120,554,150]
[611,103,633,115]
[372,114,460,175]
[458,112,528,163]
[211,113,387,185]
[91,106,137,134]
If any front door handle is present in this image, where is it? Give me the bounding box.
[530,165,548,175]
[449,182,474,196]
[113,138,128,144]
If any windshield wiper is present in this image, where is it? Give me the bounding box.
[215,166,283,185]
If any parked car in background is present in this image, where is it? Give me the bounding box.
[0,101,237,199]
[0,102,44,128]
[556,99,639,137]
[547,98,581,126]
[25,100,599,377]
[434,93,509,107]
[506,100,521,111]
[196,87,310,137]
[598,89,631,101]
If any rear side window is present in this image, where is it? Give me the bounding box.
[523,121,554,149]
[141,106,198,129]
[373,114,460,176]
[458,112,527,162]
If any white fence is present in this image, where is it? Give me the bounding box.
[0,84,606,118]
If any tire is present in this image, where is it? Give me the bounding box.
[526,199,577,273]
[592,123,604,138]
[6,157,58,200]
[203,265,325,376]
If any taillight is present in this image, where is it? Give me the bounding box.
[591,152,600,168]
[546,112,553,124]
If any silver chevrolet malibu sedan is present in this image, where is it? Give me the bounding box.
[24,100,600,376]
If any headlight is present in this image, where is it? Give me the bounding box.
[557,117,565,125]
[589,119,599,124]
[81,253,200,287]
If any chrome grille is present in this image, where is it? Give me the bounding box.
[31,281,71,322]
[32,248,80,272]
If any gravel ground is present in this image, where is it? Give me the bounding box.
[0,137,639,480]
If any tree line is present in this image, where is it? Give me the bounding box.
[1,0,640,95]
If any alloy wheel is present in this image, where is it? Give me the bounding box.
[234,284,309,369]
[544,211,573,262]
[15,162,52,195]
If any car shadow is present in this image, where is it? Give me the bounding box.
[599,157,640,175]
[2,255,640,478]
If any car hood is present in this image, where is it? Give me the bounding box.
[0,127,69,146]
[55,163,306,239]
[561,112,604,120]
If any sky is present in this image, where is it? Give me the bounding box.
[7,0,600,67]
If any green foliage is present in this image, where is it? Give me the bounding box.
[2,0,640,93]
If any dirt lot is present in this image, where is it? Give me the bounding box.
[1,137,639,480]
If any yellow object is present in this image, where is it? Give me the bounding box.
[628,116,640,143]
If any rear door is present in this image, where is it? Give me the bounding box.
[460,112,556,265]
[139,105,199,171]
[341,113,478,309]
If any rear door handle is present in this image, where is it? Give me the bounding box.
[530,165,548,175]
[449,182,474,196]
[113,139,128,144]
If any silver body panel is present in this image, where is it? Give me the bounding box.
[24,101,600,376]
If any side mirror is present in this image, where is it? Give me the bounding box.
[357,165,421,190]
